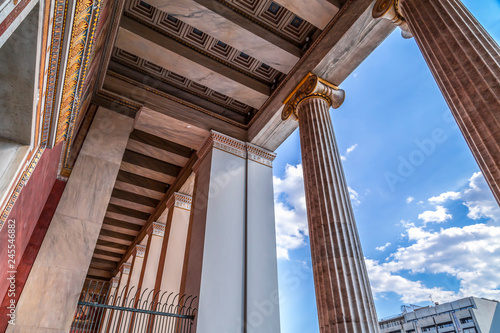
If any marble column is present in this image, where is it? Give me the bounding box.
[141,222,165,295]
[159,193,191,295]
[282,74,379,332]
[105,262,131,333]
[246,144,281,333]
[119,243,146,333]
[99,276,119,333]
[182,131,247,332]
[373,0,500,205]
[7,108,133,333]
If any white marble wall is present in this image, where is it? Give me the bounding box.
[246,145,281,333]
[8,108,133,332]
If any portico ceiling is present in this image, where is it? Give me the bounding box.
[80,0,394,280]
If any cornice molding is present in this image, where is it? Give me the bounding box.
[134,244,146,258]
[282,73,345,121]
[166,192,193,211]
[121,262,131,274]
[148,221,166,237]
[194,130,247,171]
[247,143,276,168]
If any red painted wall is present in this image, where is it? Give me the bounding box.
[0,143,63,326]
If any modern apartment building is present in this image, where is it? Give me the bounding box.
[379,297,500,333]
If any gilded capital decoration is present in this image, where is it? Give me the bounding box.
[372,0,413,39]
[282,74,346,121]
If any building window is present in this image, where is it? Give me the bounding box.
[463,328,477,333]
[437,322,454,329]
[421,327,436,332]
[460,317,474,324]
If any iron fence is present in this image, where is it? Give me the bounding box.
[70,280,197,333]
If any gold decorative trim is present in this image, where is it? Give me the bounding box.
[149,221,166,237]
[134,244,146,258]
[282,74,345,121]
[0,147,44,230]
[247,143,276,168]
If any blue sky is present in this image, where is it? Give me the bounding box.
[272,1,500,332]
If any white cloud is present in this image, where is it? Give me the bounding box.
[346,144,358,154]
[406,196,414,204]
[368,223,500,303]
[349,187,361,206]
[368,172,500,304]
[418,206,452,224]
[273,164,309,260]
[341,144,358,161]
[375,242,391,252]
[428,191,461,204]
[461,172,500,222]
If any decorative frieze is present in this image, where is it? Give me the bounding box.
[195,130,247,171]
[247,143,276,168]
[135,244,147,258]
[167,192,193,211]
[149,221,166,237]
[121,262,131,275]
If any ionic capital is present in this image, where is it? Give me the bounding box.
[282,74,345,121]
[372,0,413,39]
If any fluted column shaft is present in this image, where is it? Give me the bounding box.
[377,0,500,203]
[285,75,378,333]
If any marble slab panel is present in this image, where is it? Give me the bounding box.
[109,197,155,214]
[127,139,189,166]
[120,162,176,184]
[79,108,133,165]
[274,0,338,29]
[56,155,120,224]
[147,0,299,73]
[114,180,165,200]
[9,265,86,331]
[116,27,268,109]
[31,214,101,272]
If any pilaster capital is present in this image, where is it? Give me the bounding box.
[166,192,192,211]
[372,0,413,39]
[120,262,131,275]
[282,74,345,121]
[195,131,247,171]
[147,221,166,237]
[111,277,119,288]
[134,244,146,258]
[247,143,276,168]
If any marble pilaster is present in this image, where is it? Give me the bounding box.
[373,0,500,205]
[283,74,379,332]
[7,108,133,333]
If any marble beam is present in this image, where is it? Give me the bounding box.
[273,0,339,30]
[7,108,133,332]
[146,0,301,73]
[117,17,270,109]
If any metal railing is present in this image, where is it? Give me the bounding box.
[70,280,197,333]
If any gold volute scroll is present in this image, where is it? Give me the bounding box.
[372,0,413,39]
[282,74,346,121]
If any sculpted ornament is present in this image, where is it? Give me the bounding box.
[282,74,345,121]
[372,0,413,39]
